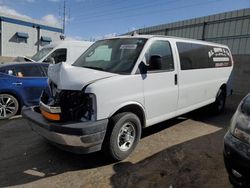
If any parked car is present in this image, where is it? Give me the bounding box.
[224,94,250,188]
[0,62,49,119]
[17,40,93,64]
[23,35,233,160]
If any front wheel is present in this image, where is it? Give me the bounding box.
[105,112,142,161]
[0,94,19,120]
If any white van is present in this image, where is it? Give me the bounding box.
[22,40,93,64]
[23,35,233,160]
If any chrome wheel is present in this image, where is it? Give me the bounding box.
[0,94,19,119]
[117,122,135,151]
[107,112,141,160]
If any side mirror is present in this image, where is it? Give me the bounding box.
[44,57,55,64]
[148,55,162,70]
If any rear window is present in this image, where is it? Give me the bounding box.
[177,42,232,70]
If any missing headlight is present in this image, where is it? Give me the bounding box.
[56,90,96,122]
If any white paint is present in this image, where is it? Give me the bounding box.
[48,35,233,127]
[48,63,117,90]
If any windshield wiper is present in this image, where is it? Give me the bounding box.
[82,66,104,71]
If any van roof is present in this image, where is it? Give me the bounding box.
[104,35,229,48]
[43,40,93,49]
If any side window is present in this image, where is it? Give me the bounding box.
[0,68,5,73]
[177,43,209,70]
[177,42,232,70]
[45,48,67,64]
[0,67,15,76]
[147,40,174,72]
[14,65,44,77]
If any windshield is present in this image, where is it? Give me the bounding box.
[73,38,147,74]
[31,47,53,61]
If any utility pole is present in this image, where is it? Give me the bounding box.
[63,0,66,34]
[36,26,40,52]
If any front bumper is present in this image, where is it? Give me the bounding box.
[224,132,250,188]
[22,106,108,154]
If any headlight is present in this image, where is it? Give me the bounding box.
[230,94,250,144]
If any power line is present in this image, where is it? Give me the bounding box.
[72,0,136,13]
[73,0,164,17]
[71,0,222,26]
[72,0,184,24]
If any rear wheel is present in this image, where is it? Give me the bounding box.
[104,112,141,161]
[212,88,226,114]
[0,94,19,120]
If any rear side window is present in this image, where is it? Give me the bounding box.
[14,65,44,77]
[177,42,232,70]
[147,40,174,72]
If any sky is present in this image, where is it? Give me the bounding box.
[0,0,250,41]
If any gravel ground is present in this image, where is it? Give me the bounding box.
[0,94,244,188]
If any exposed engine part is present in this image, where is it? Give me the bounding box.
[41,88,94,122]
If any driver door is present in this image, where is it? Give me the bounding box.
[142,39,179,126]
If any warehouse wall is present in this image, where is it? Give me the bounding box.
[2,21,37,57]
[39,29,61,49]
[1,21,62,57]
[131,8,250,94]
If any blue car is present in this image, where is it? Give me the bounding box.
[0,62,49,119]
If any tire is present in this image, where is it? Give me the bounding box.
[104,112,142,161]
[212,88,226,114]
[0,94,19,120]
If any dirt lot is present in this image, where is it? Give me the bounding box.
[0,95,244,188]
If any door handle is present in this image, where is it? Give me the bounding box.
[12,82,22,86]
[174,74,178,85]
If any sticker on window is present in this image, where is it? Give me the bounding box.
[215,62,230,67]
[120,44,137,50]
[213,57,230,62]
[208,48,230,60]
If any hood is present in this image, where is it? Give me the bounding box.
[13,56,35,62]
[48,63,117,90]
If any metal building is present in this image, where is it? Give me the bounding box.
[0,12,63,58]
[129,8,250,94]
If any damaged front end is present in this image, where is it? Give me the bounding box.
[21,62,112,154]
[40,82,96,122]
